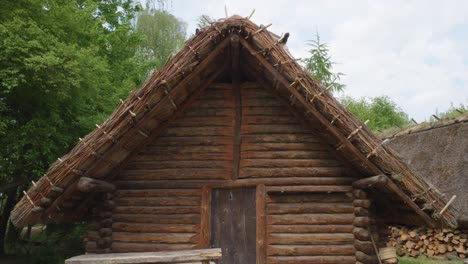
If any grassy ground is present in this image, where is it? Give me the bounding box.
[399,256,465,264]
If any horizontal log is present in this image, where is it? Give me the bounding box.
[239,167,353,178]
[133,153,233,161]
[114,189,201,198]
[77,177,116,193]
[114,197,200,206]
[353,228,371,241]
[353,189,367,199]
[353,217,372,228]
[111,242,196,253]
[355,251,378,264]
[112,232,198,243]
[150,136,233,146]
[266,256,356,264]
[171,116,234,127]
[66,248,222,263]
[240,159,343,168]
[183,108,235,118]
[242,106,292,116]
[241,150,333,159]
[113,222,198,233]
[268,233,354,245]
[267,193,353,204]
[267,203,353,214]
[242,98,286,107]
[268,214,354,225]
[113,206,200,215]
[241,143,328,151]
[99,228,112,237]
[354,239,374,254]
[119,169,230,180]
[267,244,355,256]
[266,185,352,193]
[268,225,353,234]
[96,237,112,248]
[242,134,320,143]
[353,199,372,208]
[142,145,233,154]
[353,175,387,189]
[164,126,233,137]
[354,207,370,217]
[114,177,355,189]
[126,160,232,170]
[242,116,300,125]
[113,214,200,224]
[241,124,308,134]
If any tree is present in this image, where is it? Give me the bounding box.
[136,3,186,71]
[0,0,144,257]
[304,33,345,93]
[341,96,410,131]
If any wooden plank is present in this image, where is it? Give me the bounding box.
[113,206,200,215]
[114,189,201,198]
[112,223,198,233]
[125,160,232,170]
[266,185,352,193]
[112,232,198,243]
[256,184,266,264]
[239,167,352,178]
[267,203,353,214]
[232,34,241,181]
[111,242,196,253]
[267,193,353,203]
[112,214,200,224]
[267,214,355,225]
[118,169,231,180]
[133,153,233,161]
[200,187,211,248]
[114,197,200,206]
[240,159,341,168]
[150,136,233,146]
[65,248,222,263]
[241,150,333,160]
[267,244,355,256]
[241,142,328,151]
[268,233,355,245]
[242,134,320,143]
[268,224,353,234]
[241,124,308,134]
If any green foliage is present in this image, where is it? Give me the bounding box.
[304,33,345,93]
[432,103,467,121]
[8,224,86,264]
[136,4,186,70]
[341,96,410,131]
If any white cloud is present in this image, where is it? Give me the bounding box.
[167,0,468,121]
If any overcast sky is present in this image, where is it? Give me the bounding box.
[165,0,468,121]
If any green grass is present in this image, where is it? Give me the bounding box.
[399,256,464,264]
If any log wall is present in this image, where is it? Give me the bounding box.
[99,82,360,260]
[266,192,356,264]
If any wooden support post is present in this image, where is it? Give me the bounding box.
[200,187,211,248]
[256,184,266,264]
[231,33,242,180]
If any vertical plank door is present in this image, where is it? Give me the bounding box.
[211,188,256,264]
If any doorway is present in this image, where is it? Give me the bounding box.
[210,188,256,264]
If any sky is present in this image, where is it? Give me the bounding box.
[165,0,468,121]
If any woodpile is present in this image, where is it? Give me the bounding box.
[385,226,467,259]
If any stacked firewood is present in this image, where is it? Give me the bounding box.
[385,226,467,259]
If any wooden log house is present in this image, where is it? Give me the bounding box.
[11,16,459,264]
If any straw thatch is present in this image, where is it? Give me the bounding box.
[10,16,458,228]
[385,114,468,227]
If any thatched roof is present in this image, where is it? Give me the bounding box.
[385,114,468,227]
[11,16,458,228]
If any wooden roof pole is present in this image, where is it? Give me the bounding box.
[231,33,241,180]
[238,37,382,175]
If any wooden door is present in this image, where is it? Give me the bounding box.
[211,188,256,264]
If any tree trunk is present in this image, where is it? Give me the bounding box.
[0,186,18,255]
